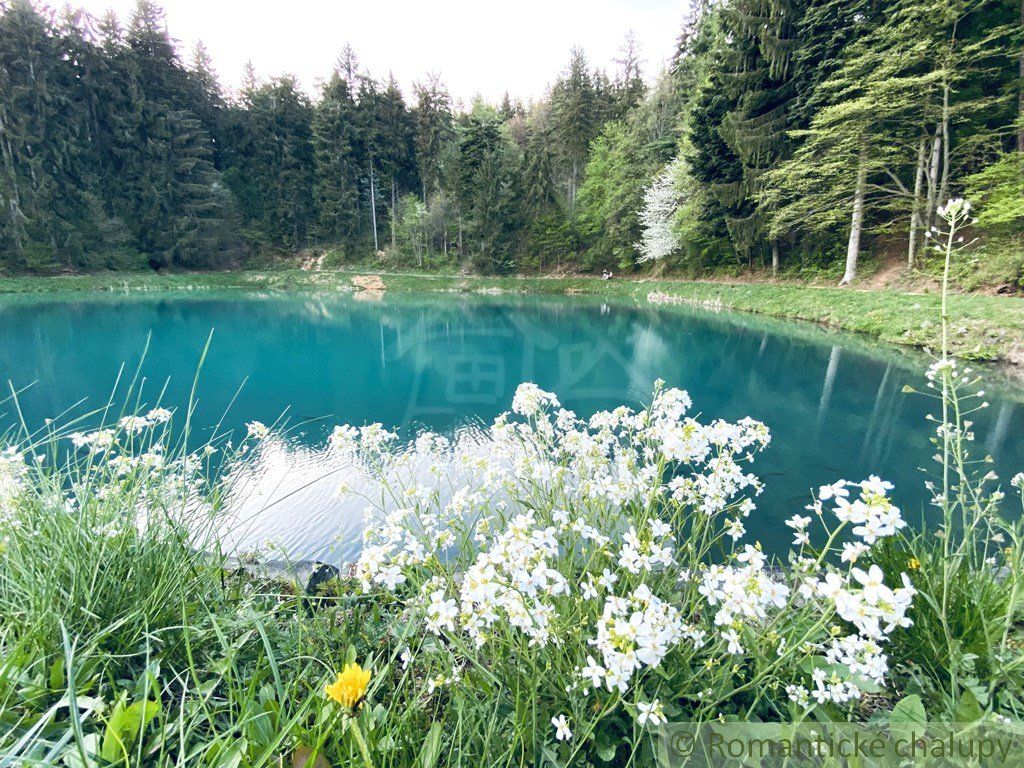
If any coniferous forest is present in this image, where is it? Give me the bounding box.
[0,0,1022,284]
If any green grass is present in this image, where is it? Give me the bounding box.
[1,269,1022,366]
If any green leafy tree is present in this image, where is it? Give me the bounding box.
[764,0,1019,282]
[576,121,647,270]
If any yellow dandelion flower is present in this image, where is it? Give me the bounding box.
[907,557,920,571]
[325,662,371,711]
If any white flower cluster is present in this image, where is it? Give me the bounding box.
[0,446,28,508]
[665,423,767,515]
[936,197,971,220]
[825,634,888,684]
[352,438,506,594]
[788,633,892,707]
[699,545,788,649]
[330,422,398,456]
[356,383,771,600]
[784,479,916,708]
[589,585,685,692]
[69,428,116,452]
[345,382,916,719]
[511,382,561,418]
[105,443,167,476]
[70,408,173,453]
[618,521,675,574]
[925,358,958,384]
[458,511,568,648]
[807,477,906,545]
[60,411,209,518]
[816,565,915,641]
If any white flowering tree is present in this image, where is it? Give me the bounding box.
[636,155,685,264]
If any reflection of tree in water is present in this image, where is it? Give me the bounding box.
[987,402,1016,457]
[383,300,646,420]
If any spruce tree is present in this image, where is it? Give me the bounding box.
[312,69,361,249]
[413,74,454,202]
[550,48,597,212]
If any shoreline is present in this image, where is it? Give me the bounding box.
[1,268,1022,369]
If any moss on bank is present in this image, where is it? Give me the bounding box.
[1,269,1022,365]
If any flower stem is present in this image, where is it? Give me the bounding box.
[348,717,375,768]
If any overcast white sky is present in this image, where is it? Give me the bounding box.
[66,0,687,106]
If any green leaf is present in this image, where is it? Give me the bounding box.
[954,689,983,722]
[596,742,618,761]
[890,694,926,724]
[62,733,100,768]
[100,693,161,763]
[211,743,244,768]
[420,721,443,768]
[48,657,64,692]
[890,694,927,746]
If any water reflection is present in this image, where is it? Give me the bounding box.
[0,290,1021,560]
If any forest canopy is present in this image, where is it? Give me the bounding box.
[0,0,1021,283]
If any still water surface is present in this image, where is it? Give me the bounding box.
[1,290,1021,561]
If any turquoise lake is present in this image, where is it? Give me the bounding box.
[1,289,1021,562]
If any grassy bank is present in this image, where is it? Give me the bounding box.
[1,269,1023,365]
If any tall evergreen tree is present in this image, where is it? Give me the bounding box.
[611,32,646,119]
[765,0,1019,281]
[238,76,315,248]
[710,0,803,270]
[312,68,361,249]
[454,106,522,271]
[550,47,598,212]
[375,75,417,249]
[413,74,454,202]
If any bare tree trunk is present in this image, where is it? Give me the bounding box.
[840,152,867,286]
[1019,0,1024,152]
[369,158,378,252]
[908,136,927,268]
[390,178,397,250]
[937,81,951,206]
[771,240,780,276]
[925,124,942,229]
